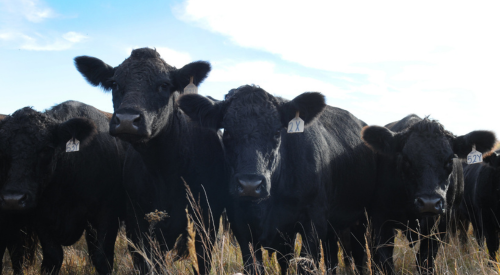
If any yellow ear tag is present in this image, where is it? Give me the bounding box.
[66,138,80,152]
[287,111,304,134]
[467,144,482,164]
[183,76,198,94]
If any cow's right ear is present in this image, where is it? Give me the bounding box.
[55,118,98,149]
[74,56,115,91]
[177,94,225,129]
[362,126,400,155]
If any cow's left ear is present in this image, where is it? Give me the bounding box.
[279,92,326,127]
[177,94,225,129]
[171,61,211,93]
[55,118,97,148]
[452,130,496,158]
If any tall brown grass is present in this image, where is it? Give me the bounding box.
[3,207,500,274]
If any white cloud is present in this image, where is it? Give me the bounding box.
[124,46,192,68]
[1,0,56,23]
[178,0,500,135]
[155,47,192,68]
[205,60,351,100]
[1,31,88,51]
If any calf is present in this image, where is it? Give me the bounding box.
[458,150,500,260]
[0,101,126,274]
[178,85,377,274]
[361,114,495,274]
[74,48,229,274]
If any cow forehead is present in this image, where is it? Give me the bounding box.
[114,56,173,85]
[0,115,55,155]
[224,98,282,134]
[403,133,452,162]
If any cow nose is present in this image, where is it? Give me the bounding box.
[113,113,141,135]
[415,197,444,215]
[237,175,266,198]
[0,192,29,210]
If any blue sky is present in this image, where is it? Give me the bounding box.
[1,0,499,136]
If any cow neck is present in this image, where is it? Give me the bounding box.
[132,107,187,179]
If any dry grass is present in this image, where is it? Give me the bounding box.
[2,221,500,275]
[2,184,499,274]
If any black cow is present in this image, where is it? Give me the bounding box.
[178,85,377,274]
[458,149,500,261]
[74,48,229,274]
[361,114,495,274]
[1,114,36,275]
[0,101,126,274]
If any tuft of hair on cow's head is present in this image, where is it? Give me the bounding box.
[362,118,497,158]
[56,118,97,148]
[178,86,326,131]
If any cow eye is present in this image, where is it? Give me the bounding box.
[159,82,171,93]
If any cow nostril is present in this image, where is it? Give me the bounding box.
[237,182,244,193]
[415,198,424,207]
[19,194,27,206]
[115,115,121,124]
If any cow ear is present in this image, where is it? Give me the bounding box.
[56,118,98,148]
[171,61,211,93]
[452,130,496,158]
[280,92,326,127]
[177,94,225,129]
[74,56,115,91]
[362,126,400,155]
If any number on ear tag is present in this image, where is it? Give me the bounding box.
[66,138,80,153]
[184,76,198,94]
[287,112,304,134]
[467,145,482,164]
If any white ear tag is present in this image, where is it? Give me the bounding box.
[467,145,482,164]
[66,138,80,152]
[183,76,198,94]
[287,111,304,134]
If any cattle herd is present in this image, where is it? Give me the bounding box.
[0,47,498,275]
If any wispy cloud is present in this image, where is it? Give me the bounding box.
[0,31,88,51]
[1,0,56,23]
[203,60,351,101]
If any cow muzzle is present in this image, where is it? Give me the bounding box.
[235,174,268,199]
[414,196,444,216]
[0,192,31,211]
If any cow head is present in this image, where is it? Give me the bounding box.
[74,48,211,144]
[178,85,326,200]
[362,118,495,216]
[0,108,96,211]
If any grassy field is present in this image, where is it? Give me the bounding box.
[2,219,500,275]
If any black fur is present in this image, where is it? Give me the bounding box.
[360,114,496,274]
[0,101,126,275]
[458,150,500,261]
[74,48,226,275]
[179,85,377,274]
[74,56,115,90]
